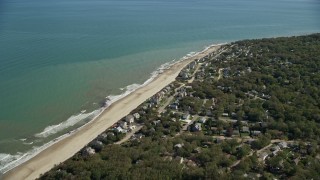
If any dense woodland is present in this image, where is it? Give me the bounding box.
[40,34,320,179]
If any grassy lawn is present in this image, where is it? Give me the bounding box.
[240,132,250,137]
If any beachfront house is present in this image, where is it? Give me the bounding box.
[126,115,135,124]
[115,126,126,133]
[82,147,95,156]
[150,93,163,105]
[133,113,140,119]
[97,133,108,141]
[179,71,189,80]
[119,121,128,129]
[188,62,197,69]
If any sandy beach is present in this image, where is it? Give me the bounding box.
[2,45,221,180]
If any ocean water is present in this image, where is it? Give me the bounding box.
[0,0,319,174]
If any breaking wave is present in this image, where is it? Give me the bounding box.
[34,109,103,138]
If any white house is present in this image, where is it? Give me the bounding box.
[126,115,135,124]
[278,142,288,149]
[133,113,140,119]
[152,120,161,125]
[174,143,184,149]
[119,121,128,129]
[191,123,202,132]
[199,117,207,124]
[260,152,269,161]
[241,126,250,133]
[115,126,126,133]
[82,147,95,156]
[129,125,136,131]
[222,113,229,117]
[182,113,190,120]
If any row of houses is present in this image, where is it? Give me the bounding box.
[259,141,289,161]
[149,85,173,106]
[179,61,198,80]
[114,113,140,133]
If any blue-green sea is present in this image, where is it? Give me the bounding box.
[0,0,319,173]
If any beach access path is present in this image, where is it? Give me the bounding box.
[2,45,221,180]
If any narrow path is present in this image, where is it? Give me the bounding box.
[187,64,201,83]
[217,68,223,80]
[115,125,143,145]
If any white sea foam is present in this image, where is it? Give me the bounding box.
[0,132,72,174]
[0,43,225,176]
[34,109,102,138]
[0,154,11,164]
[23,142,34,145]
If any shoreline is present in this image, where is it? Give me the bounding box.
[2,44,222,180]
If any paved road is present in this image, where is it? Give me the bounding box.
[157,84,185,113]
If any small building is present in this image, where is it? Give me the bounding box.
[175,156,184,164]
[163,156,173,161]
[241,126,250,133]
[133,113,140,119]
[182,113,190,120]
[186,160,197,167]
[206,110,213,116]
[233,130,240,136]
[152,120,161,125]
[199,117,207,124]
[193,147,202,153]
[222,113,229,117]
[82,147,95,156]
[119,121,128,129]
[134,133,145,139]
[252,130,262,136]
[174,143,184,149]
[260,152,269,161]
[97,133,108,140]
[115,126,126,133]
[90,140,103,151]
[178,92,187,98]
[180,72,189,79]
[129,125,136,131]
[126,115,135,124]
[191,123,202,132]
[107,132,115,136]
[278,142,288,149]
[271,145,281,152]
[170,104,178,110]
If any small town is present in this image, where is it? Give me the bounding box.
[77,38,319,179]
[41,34,320,179]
